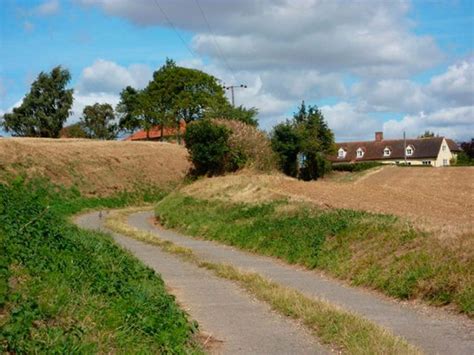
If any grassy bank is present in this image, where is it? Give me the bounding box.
[155,193,473,315]
[0,178,200,353]
[106,207,419,354]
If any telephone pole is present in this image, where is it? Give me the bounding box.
[222,84,247,106]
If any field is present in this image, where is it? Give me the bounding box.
[183,166,474,236]
[0,138,190,195]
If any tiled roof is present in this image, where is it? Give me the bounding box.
[124,121,186,141]
[331,137,452,162]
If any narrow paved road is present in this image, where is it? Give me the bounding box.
[128,211,474,355]
[76,212,326,355]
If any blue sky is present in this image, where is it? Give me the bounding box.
[1,0,473,140]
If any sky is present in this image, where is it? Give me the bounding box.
[0,0,473,141]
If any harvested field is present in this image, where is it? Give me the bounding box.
[0,138,190,195]
[182,166,474,235]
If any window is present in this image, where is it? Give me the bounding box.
[383,147,391,157]
[422,161,432,165]
[406,145,414,156]
[442,145,446,151]
[356,148,364,158]
[443,159,448,166]
[338,148,346,159]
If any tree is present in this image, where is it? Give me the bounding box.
[2,66,73,137]
[60,122,87,138]
[81,103,118,140]
[204,103,259,126]
[271,101,335,180]
[418,130,436,138]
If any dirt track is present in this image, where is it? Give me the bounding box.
[0,138,190,195]
[183,166,474,235]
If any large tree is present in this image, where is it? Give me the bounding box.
[81,103,118,140]
[2,66,73,137]
[204,103,259,127]
[271,101,335,180]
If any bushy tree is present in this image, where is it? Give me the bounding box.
[418,130,436,138]
[81,103,118,140]
[60,122,87,138]
[2,66,73,137]
[205,103,259,126]
[184,119,241,175]
[271,101,335,180]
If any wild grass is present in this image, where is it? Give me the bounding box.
[106,207,419,354]
[155,193,474,315]
[0,178,200,353]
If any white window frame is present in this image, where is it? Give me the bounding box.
[443,159,448,166]
[442,145,446,151]
[383,147,391,157]
[406,145,414,156]
[338,148,346,159]
[356,148,364,159]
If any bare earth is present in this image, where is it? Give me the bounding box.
[183,166,474,235]
[0,138,190,195]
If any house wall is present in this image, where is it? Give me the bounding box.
[434,138,454,167]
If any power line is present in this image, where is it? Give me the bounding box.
[152,0,200,60]
[193,0,236,81]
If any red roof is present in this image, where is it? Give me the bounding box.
[124,120,186,141]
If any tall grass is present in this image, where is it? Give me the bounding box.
[156,193,474,315]
[0,178,200,353]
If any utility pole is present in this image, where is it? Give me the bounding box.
[222,84,247,106]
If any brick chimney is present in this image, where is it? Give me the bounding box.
[375,131,383,142]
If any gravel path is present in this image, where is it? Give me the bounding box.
[75,212,326,355]
[128,211,474,355]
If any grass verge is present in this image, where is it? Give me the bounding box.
[155,193,474,315]
[0,178,201,353]
[106,207,420,354]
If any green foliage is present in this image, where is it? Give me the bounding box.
[81,103,118,140]
[332,162,383,172]
[418,130,436,138]
[271,101,335,180]
[455,141,474,166]
[116,86,142,133]
[156,193,473,315]
[205,103,259,126]
[0,178,199,353]
[2,66,73,137]
[184,119,241,175]
[60,122,88,138]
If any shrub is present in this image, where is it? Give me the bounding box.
[214,119,276,172]
[184,119,237,175]
[332,161,382,172]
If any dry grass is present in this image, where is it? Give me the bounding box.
[105,207,420,354]
[0,138,190,195]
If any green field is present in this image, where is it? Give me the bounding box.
[0,178,200,353]
[156,193,473,315]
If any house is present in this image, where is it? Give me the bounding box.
[124,120,186,142]
[330,132,461,167]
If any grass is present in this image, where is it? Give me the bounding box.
[155,193,474,316]
[106,207,420,354]
[0,177,201,354]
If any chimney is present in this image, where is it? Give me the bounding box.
[375,131,383,142]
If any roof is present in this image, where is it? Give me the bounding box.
[331,137,453,162]
[124,120,186,141]
[446,139,462,152]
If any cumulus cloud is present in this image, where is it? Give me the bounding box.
[383,106,474,140]
[77,59,153,94]
[35,0,60,16]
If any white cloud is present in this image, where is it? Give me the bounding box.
[35,0,60,16]
[77,59,153,94]
[383,106,474,140]
[68,92,121,123]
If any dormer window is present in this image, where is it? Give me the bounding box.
[406,145,414,156]
[356,148,364,158]
[338,148,346,159]
[383,147,391,157]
